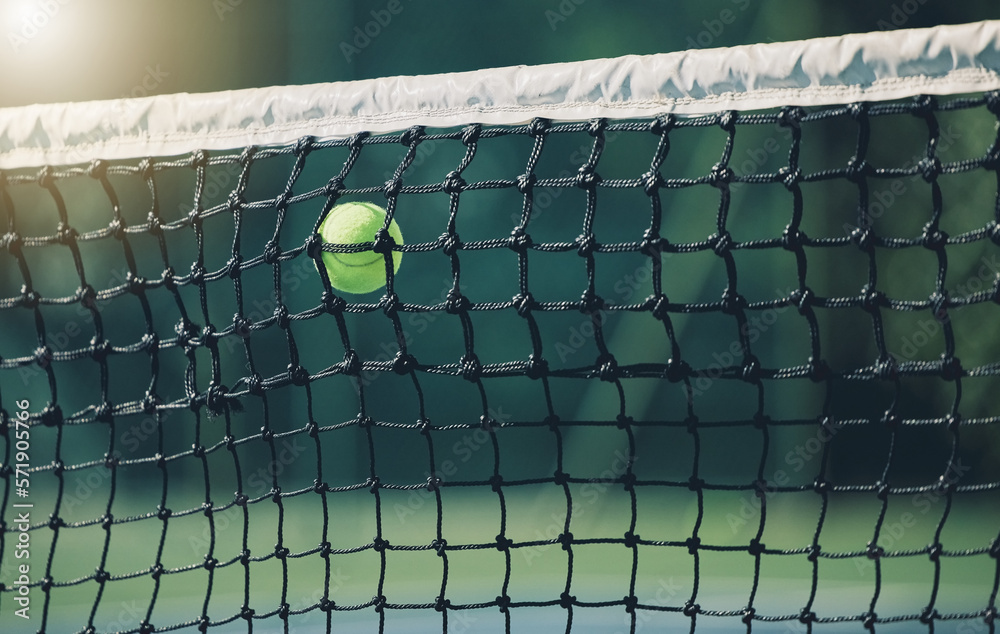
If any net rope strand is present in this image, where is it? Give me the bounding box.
[0,91,999,633]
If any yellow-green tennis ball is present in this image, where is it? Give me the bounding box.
[317,202,403,294]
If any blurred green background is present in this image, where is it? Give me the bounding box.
[2,2,1000,633]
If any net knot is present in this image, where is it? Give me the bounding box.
[986,220,1000,247]
[525,354,548,379]
[513,292,535,317]
[36,165,54,188]
[433,596,451,612]
[203,556,219,570]
[442,170,466,194]
[640,229,665,257]
[490,476,504,493]
[246,374,264,396]
[875,480,891,500]
[341,349,361,376]
[553,470,569,485]
[392,351,417,375]
[919,607,939,625]
[95,401,114,423]
[709,164,734,187]
[846,102,869,120]
[664,357,690,383]
[866,542,885,559]
[21,287,41,309]
[741,607,756,625]
[239,606,255,622]
[126,271,146,295]
[546,414,561,431]
[372,226,397,255]
[55,223,78,246]
[508,227,532,253]
[579,289,604,314]
[990,539,1000,559]
[717,110,738,132]
[559,591,575,608]
[781,226,805,250]
[650,113,675,135]
[234,493,248,508]
[917,156,942,182]
[197,616,210,633]
[262,241,282,264]
[48,514,64,530]
[741,356,761,383]
[711,231,733,256]
[875,356,897,380]
[806,545,821,562]
[863,611,878,631]
[779,166,803,189]
[688,477,704,493]
[444,289,470,316]
[35,345,53,368]
[273,304,291,329]
[720,287,745,315]
[516,172,537,194]
[107,217,126,240]
[649,294,672,321]
[139,622,155,634]
[496,594,512,612]
[528,118,551,136]
[623,532,639,548]
[641,170,664,195]
[372,537,388,553]
[399,125,424,147]
[808,356,830,382]
[748,539,765,556]
[156,507,172,521]
[927,542,943,561]
[986,90,1000,115]
[426,473,442,491]
[380,292,401,316]
[287,364,309,386]
[441,231,463,256]
[0,231,21,256]
[187,205,203,228]
[799,608,817,624]
[683,602,700,617]
[860,285,885,313]
[461,123,482,145]
[322,291,347,315]
[623,595,638,613]
[911,94,936,117]
[812,478,829,494]
[597,353,619,382]
[431,538,448,556]
[778,106,804,129]
[940,355,962,381]
[845,156,870,183]
[575,165,601,189]
[788,287,814,314]
[293,135,314,157]
[383,177,403,198]
[233,314,252,340]
[947,413,962,432]
[323,176,345,198]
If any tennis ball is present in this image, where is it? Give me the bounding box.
[316,202,403,294]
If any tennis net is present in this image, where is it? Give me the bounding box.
[1,20,1000,634]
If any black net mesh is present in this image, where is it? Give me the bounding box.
[1,91,1000,633]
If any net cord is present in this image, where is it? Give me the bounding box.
[1,20,1000,169]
